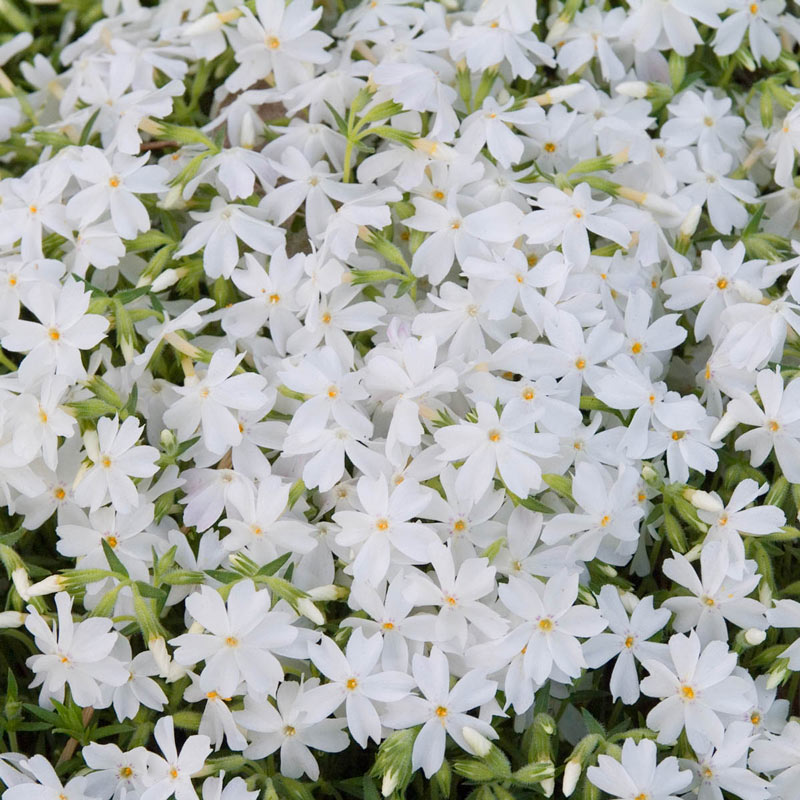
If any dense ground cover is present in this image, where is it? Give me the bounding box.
[2,1,800,799]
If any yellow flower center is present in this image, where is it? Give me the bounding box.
[321,311,332,323]
[382,621,394,630]
[453,519,466,532]
[444,595,457,606]
[54,487,65,500]
[631,341,642,354]
[327,386,338,398]
[544,142,556,153]
[432,190,445,200]
[268,293,280,304]
[599,515,610,527]
[102,456,112,468]
[750,712,761,725]
[266,36,280,48]
[522,388,535,400]
[681,685,695,700]
[283,725,296,736]
[769,420,780,431]
[376,518,389,531]
[120,767,133,778]
[575,358,586,370]
[716,278,728,290]
[109,176,120,187]
[435,705,448,717]
[538,618,553,631]
[702,595,715,606]
[346,678,358,690]
[170,769,179,779]
[49,328,60,340]
[671,431,684,441]
[225,636,239,647]
[488,429,501,442]
[624,636,634,648]
[107,535,118,548]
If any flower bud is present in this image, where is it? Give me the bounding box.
[463,726,493,757]
[381,770,399,797]
[149,637,172,677]
[151,268,182,293]
[679,204,702,238]
[297,597,325,626]
[745,627,767,645]
[307,584,349,601]
[562,759,581,797]
[26,574,66,597]
[615,81,649,99]
[11,568,31,601]
[0,610,26,628]
[683,488,723,513]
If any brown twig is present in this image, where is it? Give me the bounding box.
[56,706,94,765]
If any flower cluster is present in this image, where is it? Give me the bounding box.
[1,0,800,799]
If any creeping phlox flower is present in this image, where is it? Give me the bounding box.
[2,0,800,796]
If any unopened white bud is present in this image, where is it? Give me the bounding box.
[562,759,581,797]
[151,268,182,293]
[240,111,257,149]
[149,636,172,678]
[12,568,31,601]
[683,488,724,513]
[188,620,205,635]
[745,628,767,645]
[381,770,399,798]
[462,726,493,757]
[616,81,649,99]
[0,610,26,628]
[641,193,681,217]
[27,575,66,598]
[541,778,555,798]
[307,584,348,602]
[710,413,739,443]
[619,591,640,615]
[545,18,570,46]
[184,12,224,36]
[766,664,787,690]
[297,597,325,626]
[733,280,763,303]
[534,84,583,106]
[160,184,186,211]
[679,204,702,238]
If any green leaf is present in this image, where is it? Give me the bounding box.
[101,538,130,578]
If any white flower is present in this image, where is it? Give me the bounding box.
[711,368,800,482]
[435,401,557,503]
[25,591,128,709]
[662,541,766,644]
[174,196,285,280]
[163,349,267,455]
[170,580,298,698]
[587,738,691,800]
[640,631,753,752]
[694,479,785,578]
[74,416,159,514]
[523,183,631,268]
[382,647,498,779]
[83,742,150,800]
[306,630,414,747]
[235,679,349,780]
[67,148,168,239]
[142,716,212,800]
[583,585,670,704]
[1,278,108,383]
[471,569,606,685]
